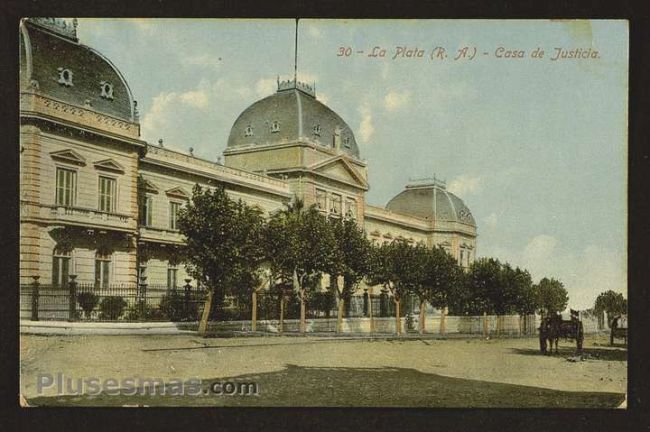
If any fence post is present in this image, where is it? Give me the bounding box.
[31,276,40,321]
[138,276,147,318]
[184,278,192,320]
[68,275,77,321]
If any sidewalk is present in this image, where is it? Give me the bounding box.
[20,320,195,336]
[21,319,545,339]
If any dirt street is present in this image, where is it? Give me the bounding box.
[20,333,626,407]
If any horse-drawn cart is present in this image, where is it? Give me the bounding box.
[539,310,584,354]
[610,314,627,345]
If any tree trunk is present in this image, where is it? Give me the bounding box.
[279,294,285,335]
[419,300,426,334]
[440,306,447,336]
[337,298,344,333]
[395,299,401,335]
[483,311,488,338]
[368,287,374,333]
[299,289,306,334]
[198,290,214,337]
[251,290,258,332]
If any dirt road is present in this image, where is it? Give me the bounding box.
[20,333,626,406]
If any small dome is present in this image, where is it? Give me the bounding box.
[20,18,135,122]
[227,80,360,158]
[386,179,476,226]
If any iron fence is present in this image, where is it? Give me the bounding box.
[20,276,207,322]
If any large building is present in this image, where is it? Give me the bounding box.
[19,18,477,292]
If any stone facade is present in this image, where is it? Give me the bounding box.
[19,18,477,293]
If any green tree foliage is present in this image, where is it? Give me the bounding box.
[423,246,464,310]
[500,264,535,315]
[327,218,372,322]
[177,184,265,323]
[462,257,504,315]
[535,277,569,315]
[594,290,627,324]
[263,199,336,332]
[368,239,422,333]
[454,258,537,316]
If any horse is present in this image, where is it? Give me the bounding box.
[539,315,560,355]
[539,312,584,355]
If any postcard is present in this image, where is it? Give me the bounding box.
[19,18,627,408]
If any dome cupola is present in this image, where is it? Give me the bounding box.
[227,79,360,159]
[386,177,476,226]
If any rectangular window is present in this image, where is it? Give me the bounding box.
[98,176,116,212]
[141,195,153,227]
[55,168,76,207]
[169,202,180,230]
[315,189,327,211]
[167,267,178,290]
[330,194,342,215]
[94,254,111,288]
[52,253,70,287]
[346,198,357,219]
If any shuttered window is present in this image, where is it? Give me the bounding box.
[98,176,116,212]
[55,168,76,206]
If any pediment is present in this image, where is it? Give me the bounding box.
[309,156,368,189]
[50,149,86,166]
[165,187,190,200]
[94,158,125,173]
[140,178,160,194]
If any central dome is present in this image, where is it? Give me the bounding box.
[227,80,360,158]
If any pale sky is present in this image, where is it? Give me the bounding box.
[76,19,628,309]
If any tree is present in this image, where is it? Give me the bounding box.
[178,184,265,336]
[398,242,430,334]
[594,290,627,327]
[327,218,372,332]
[263,199,336,333]
[535,277,569,316]
[422,246,463,334]
[462,258,504,315]
[368,240,418,334]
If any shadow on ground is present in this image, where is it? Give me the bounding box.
[511,346,627,362]
[27,364,625,408]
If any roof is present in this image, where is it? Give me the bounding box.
[20,18,135,122]
[227,80,360,158]
[386,180,476,226]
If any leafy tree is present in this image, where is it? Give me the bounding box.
[422,246,463,333]
[462,257,504,315]
[327,217,372,332]
[594,290,627,327]
[178,184,265,336]
[368,240,418,334]
[263,199,336,333]
[535,277,569,316]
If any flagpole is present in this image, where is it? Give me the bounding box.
[294,18,299,85]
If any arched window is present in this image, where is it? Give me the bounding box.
[270,121,280,133]
[244,125,254,137]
